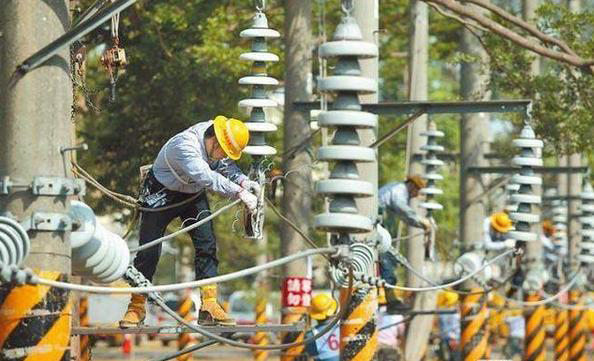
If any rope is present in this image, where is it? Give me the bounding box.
[129,199,241,254]
[30,248,336,294]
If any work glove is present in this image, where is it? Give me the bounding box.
[376,223,392,253]
[239,189,258,213]
[241,179,261,196]
[504,238,516,248]
[420,217,432,231]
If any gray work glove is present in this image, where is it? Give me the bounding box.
[241,179,261,196]
[239,189,258,213]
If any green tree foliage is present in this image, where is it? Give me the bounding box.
[478,2,593,154]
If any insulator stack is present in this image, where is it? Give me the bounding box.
[552,198,569,257]
[238,10,280,157]
[578,182,594,265]
[0,216,30,266]
[70,201,130,283]
[508,124,543,244]
[314,14,378,236]
[505,183,520,213]
[419,121,444,215]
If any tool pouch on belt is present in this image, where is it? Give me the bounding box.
[137,168,190,209]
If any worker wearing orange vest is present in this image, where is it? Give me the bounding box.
[120,116,258,328]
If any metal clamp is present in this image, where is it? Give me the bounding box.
[32,176,85,196]
[21,212,72,232]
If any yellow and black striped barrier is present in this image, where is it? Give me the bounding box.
[555,307,569,361]
[79,296,91,361]
[280,306,307,361]
[177,294,196,361]
[568,290,586,361]
[252,296,269,361]
[523,293,545,361]
[339,287,377,361]
[460,288,488,361]
[0,271,71,361]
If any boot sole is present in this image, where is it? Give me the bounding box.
[119,320,143,329]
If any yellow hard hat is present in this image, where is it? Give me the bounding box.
[490,212,513,233]
[437,291,458,307]
[310,294,337,320]
[406,175,427,189]
[542,220,555,237]
[213,115,249,160]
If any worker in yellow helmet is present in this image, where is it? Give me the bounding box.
[378,175,433,313]
[436,290,460,361]
[484,211,516,251]
[120,116,259,328]
[304,294,339,361]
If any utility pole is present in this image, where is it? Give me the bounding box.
[281,1,312,360]
[0,1,73,360]
[458,2,490,361]
[520,1,547,360]
[403,1,434,360]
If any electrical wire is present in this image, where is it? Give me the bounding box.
[32,247,336,294]
[152,268,354,352]
[498,270,581,307]
[129,199,241,253]
[382,249,515,292]
[151,339,219,361]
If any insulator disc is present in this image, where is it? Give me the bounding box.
[420,130,445,137]
[318,41,378,59]
[420,187,443,195]
[512,138,544,148]
[421,158,444,166]
[508,230,538,242]
[511,174,542,185]
[420,144,444,152]
[509,212,540,223]
[512,157,543,167]
[420,202,443,210]
[317,146,376,162]
[239,98,278,108]
[510,194,541,204]
[240,52,279,62]
[318,111,377,129]
[316,179,374,197]
[314,213,373,233]
[244,145,277,155]
[245,122,277,132]
[239,76,279,86]
[240,28,280,38]
[318,76,377,94]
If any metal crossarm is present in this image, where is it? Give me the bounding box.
[467,166,589,174]
[294,100,531,115]
[72,322,306,335]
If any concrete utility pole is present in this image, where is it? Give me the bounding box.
[281,1,312,360]
[458,2,490,361]
[0,1,73,360]
[403,1,435,360]
[353,0,379,229]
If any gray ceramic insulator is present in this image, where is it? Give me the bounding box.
[314,15,378,235]
[508,125,543,243]
[579,182,594,264]
[419,124,444,215]
[238,11,280,156]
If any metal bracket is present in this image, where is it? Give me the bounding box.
[20,212,72,232]
[31,176,85,196]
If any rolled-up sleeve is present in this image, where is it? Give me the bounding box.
[214,159,248,185]
[172,138,243,198]
[389,195,424,228]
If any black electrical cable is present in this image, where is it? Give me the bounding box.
[151,339,219,361]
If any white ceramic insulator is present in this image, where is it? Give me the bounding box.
[70,201,130,284]
[0,216,30,266]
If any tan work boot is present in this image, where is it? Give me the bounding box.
[119,293,146,328]
[198,284,236,326]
